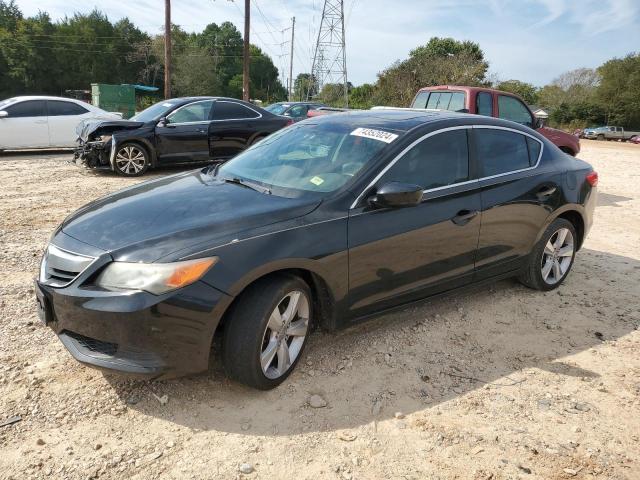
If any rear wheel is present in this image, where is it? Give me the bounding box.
[114,142,149,176]
[222,275,312,390]
[519,218,577,291]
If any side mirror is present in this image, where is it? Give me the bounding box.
[0,111,8,118]
[158,116,173,127]
[535,117,545,129]
[369,182,424,208]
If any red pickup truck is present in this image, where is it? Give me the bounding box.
[410,86,580,156]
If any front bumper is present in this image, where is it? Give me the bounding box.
[73,139,112,170]
[35,273,232,379]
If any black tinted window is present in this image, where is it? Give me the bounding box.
[47,100,89,116]
[498,95,533,128]
[381,129,469,190]
[526,137,541,166]
[476,92,492,116]
[214,101,260,120]
[5,100,46,117]
[476,129,531,177]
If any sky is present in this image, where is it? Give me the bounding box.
[14,0,640,88]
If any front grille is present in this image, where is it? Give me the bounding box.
[40,244,95,287]
[64,330,118,356]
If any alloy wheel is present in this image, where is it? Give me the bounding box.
[260,290,309,379]
[115,146,146,175]
[541,227,574,285]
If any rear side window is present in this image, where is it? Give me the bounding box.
[5,100,46,117]
[475,128,531,177]
[214,101,260,120]
[381,129,469,190]
[526,137,541,165]
[497,95,534,128]
[47,100,89,116]
[476,92,492,116]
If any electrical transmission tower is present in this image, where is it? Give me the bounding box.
[309,0,348,106]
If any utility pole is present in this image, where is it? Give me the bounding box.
[288,17,295,101]
[164,0,171,99]
[243,0,250,101]
[310,0,348,107]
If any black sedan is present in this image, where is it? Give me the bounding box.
[74,97,292,176]
[36,110,597,389]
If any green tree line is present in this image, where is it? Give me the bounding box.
[299,37,638,130]
[0,0,286,103]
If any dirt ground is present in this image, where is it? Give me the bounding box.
[0,140,639,480]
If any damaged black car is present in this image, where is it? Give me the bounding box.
[74,96,293,176]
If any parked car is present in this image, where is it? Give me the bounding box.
[74,96,292,176]
[264,101,326,122]
[583,126,640,141]
[0,96,120,152]
[404,85,581,156]
[35,109,597,389]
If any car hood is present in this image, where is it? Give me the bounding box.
[76,119,145,142]
[60,169,321,262]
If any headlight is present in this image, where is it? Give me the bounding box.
[95,257,217,295]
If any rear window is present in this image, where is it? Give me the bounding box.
[414,91,466,112]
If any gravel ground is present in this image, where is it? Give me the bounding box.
[1,141,639,480]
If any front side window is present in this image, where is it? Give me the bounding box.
[380,129,470,190]
[476,128,532,177]
[497,95,533,128]
[167,100,214,124]
[47,100,89,116]
[476,92,492,116]
[287,104,308,117]
[213,101,260,120]
[5,100,46,118]
[218,123,393,195]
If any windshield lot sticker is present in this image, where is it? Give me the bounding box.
[350,127,398,143]
[310,176,324,186]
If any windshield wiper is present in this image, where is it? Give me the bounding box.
[222,177,271,195]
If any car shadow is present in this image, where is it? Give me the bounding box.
[104,247,639,436]
[597,191,633,207]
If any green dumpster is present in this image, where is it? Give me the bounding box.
[91,84,136,119]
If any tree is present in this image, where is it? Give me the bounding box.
[293,73,317,101]
[373,37,489,106]
[597,53,640,128]
[496,80,538,105]
[349,83,375,109]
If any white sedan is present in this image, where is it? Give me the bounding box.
[0,96,121,151]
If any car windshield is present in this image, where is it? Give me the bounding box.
[218,122,395,196]
[265,103,289,115]
[130,100,181,122]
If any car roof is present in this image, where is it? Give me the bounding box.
[2,95,89,103]
[303,108,540,136]
[416,85,523,97]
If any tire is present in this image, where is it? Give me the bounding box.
[559,147,574,156]
[597,134,605,141]
[113,142,150,176]
[519,218,577,291]
[222,274,312,390]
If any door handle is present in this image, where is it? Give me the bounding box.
[451,209,478,226]
[537,186,557,198]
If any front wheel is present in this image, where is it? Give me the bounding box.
[114,143,149,176]
[519,218,577,291]
[222,274,312,389]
